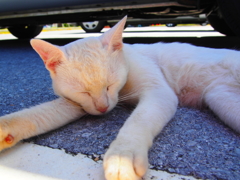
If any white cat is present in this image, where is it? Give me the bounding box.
[0,16,239,180]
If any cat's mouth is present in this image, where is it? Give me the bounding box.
[61,96,109,115]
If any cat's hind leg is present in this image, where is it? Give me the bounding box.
[204,84,240,133]
[0,98,85,151]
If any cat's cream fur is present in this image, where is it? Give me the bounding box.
[0,16,240,180]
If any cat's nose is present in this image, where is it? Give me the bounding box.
[97,106,108,113]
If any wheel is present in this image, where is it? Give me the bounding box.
[8,25,43,39]
[200,21,208,26]
[217,0,240,37]
[166,23,177,27]
[80,21,106,33]
[207,15,236,36]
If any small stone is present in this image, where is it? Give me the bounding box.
[94,157,99,161]
[168,168,175,173]
[97,151,103,155]
[81,132,92,138]
[19,103,24,106]
[186,129,195,134]
[187,140,197,147]
[50,144,58,148]
[100,154,104,159]
[149,165,155,169]
[234,148,240,156]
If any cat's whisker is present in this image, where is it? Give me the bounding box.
[118,90,139,102]
[119,91,137,99]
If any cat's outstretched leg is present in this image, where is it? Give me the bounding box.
[0,98,85,151]
[204,85,240,133]
[103,87,178,180]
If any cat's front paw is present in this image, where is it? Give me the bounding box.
[0,119,17,152]
[103,139,148,180]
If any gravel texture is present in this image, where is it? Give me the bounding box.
[0,38,240,180]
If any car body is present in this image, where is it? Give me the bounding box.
[0,0,239,38]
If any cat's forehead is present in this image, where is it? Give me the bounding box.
[62,38,109,90]
[65,37,103,54]
[61,37,119,91]
[65,38,109,66]
[64,37,110,74]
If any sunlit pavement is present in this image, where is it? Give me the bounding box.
[0,142,198,180]
[0,25,223,40]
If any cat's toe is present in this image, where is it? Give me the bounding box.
[103,146,148,180]
[104,153,138,180]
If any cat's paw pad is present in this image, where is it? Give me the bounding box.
[103,142,148,180]
[4,134,14,144]
[0,123,15,151]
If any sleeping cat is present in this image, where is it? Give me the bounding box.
[0,16,240,180]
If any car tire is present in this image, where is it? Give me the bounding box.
[207,15,235,36]
[80,21,106,33]
[217,0,240,37]
[166,23,177,27]
[8,25,43,39]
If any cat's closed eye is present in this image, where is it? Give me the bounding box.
[107,84,114,91]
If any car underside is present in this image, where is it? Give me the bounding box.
[0,0,214,26]
[0,0,240,38]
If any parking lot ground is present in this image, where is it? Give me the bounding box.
[0,26,239,180]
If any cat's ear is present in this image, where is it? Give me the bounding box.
[30,39,64,74]
[100,16,127,51]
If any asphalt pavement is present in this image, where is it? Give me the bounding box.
[0,28,240,180]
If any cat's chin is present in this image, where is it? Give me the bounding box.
[84,107,112,116]
[86,111,109,116]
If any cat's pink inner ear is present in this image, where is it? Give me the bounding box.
[31,39,51,62]
[100,16,127,51]
[30,39,63,73]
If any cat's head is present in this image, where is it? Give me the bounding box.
[30,16,128,115]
